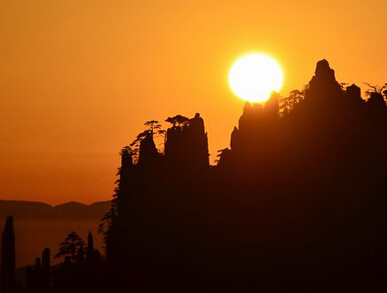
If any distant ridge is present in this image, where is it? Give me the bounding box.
[0,200,110,220]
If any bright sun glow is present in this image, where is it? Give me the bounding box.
[228,53,283,103]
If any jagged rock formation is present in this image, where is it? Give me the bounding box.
[86,232,93,261]
[164,113,209,170]
[1,216,16,293]
[42,248,50,292]
[309,59,341,98]
[107,112,210,268]
[42,248,50,272]
[102,60,387,292]
[215,60,387,290]
[25,248,50,293]
[225,93,281,174]
[138,132,160,167]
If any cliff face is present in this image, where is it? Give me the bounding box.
[133,113,209,171]
[138,132,160,167]
[111,113,210,265]
[164,113,209,171]
[230,94,279,151]
[1,216,16,293]
[107,60,387,291]
[307,59,342,99]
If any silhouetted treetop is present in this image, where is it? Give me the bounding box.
[279,89,305,116]
[166,115,189,128]
[127,120,166,165]
[55,231,86,264]
[364,82,387,96]
[144,120,161,133]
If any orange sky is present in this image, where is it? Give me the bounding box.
[1,0,386,205]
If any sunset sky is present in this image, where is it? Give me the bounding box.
[1,0,386,205]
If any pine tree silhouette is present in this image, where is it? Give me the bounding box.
[55,232,85,264]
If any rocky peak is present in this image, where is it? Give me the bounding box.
[314,59,336,81]
[164,113,209,170]
[346,84,361,98]
[188,113,205,135]
[121,149,133,168]
[367,92,385,108]
[305,59,342,103]
[138,132,159,167]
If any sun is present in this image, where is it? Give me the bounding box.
[228,53,283,103]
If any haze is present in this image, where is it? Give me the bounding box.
[1,0,386,205]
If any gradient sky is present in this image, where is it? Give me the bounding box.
[1,0,386,205]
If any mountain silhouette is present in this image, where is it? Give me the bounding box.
[0,200,110,220]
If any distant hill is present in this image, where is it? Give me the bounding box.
[0,200,110,220]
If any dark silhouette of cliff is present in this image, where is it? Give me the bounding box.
[98,60,387,293]
[102,112,210,270]
[164,113,209,170]
[41,248,50,292]
[208,60,387,292]
[1,216,16,293]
